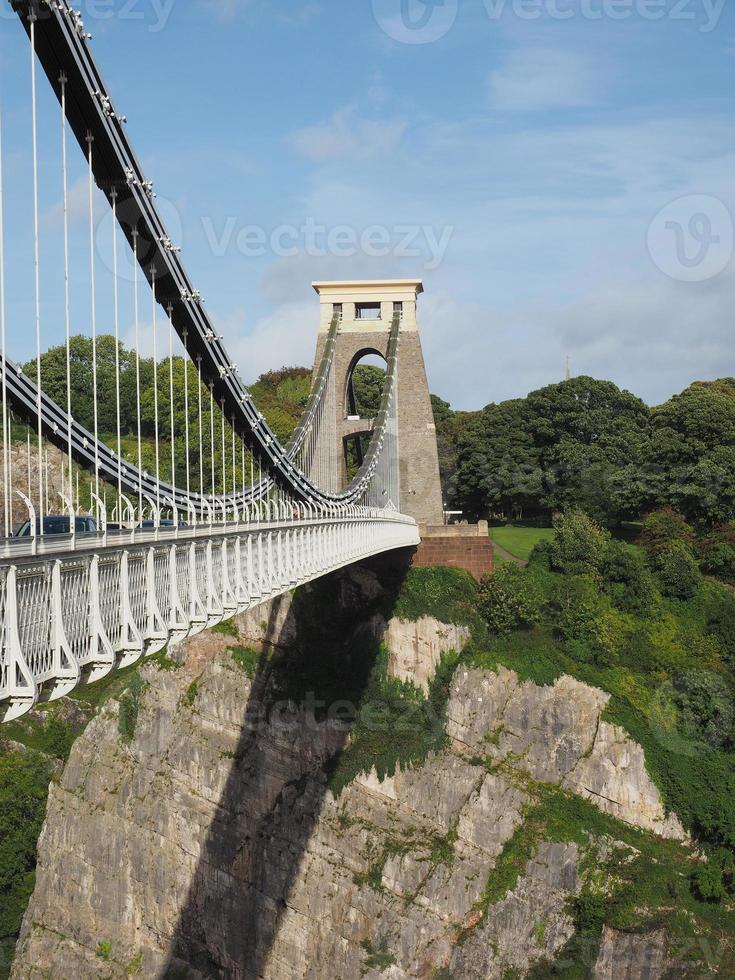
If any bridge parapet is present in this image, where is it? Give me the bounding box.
[0,513,419,722]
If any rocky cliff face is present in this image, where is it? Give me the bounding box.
[11,562,694,979]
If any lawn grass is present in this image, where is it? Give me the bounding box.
[490,525,555,562]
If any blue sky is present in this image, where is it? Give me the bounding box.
[1,0,734,409]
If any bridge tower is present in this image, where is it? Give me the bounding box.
[311,280,444,525]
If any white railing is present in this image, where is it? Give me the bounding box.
[0,511,419,721]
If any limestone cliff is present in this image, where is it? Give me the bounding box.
[10,563,704,979]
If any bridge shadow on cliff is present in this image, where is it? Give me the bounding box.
[162,550,413,980]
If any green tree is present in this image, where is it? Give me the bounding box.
[675,670,735,751]
[450,377,649,523]
[705,589,735,668]
[692,862,727,903]
[453,399,541,520]
[525,376,650,524]
[551,574,621,665]
[24,335,145,438]
[248,367,311,443]
[431,395,460,505]
[600,540,658,616]
[647,380,735,526]
[350,364,385,418]
[549,509,610,576]
[652,542,702,600]
[697,524,735,585]
[639,508,695,557]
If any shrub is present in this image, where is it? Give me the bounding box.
[697,529,735,585]
[478,565,544,634]
[675,670,735,751]
[118,672,144,744]
[568,891,606,931]
[652,542,702,600]
[703,543,735,584]
[549,509,609,576]
[691,862,726,903]
[96,941,112,961]
[528,539,553,570]
[231,646,261,679]
[213,617,240,638]
[36,715,76,762]
[327,645,459,797]
[706,589,735,667]
[623,614,687,674]
[552,575,602,647]
[639,508,695,557]
[361,938,396,970]
[393,566,478,627]
[600,541,658,616]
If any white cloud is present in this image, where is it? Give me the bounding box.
[488,47,604,112]
[225,105,735,408]
[417,267,735,411]
[288,105,407,162]
[210,302,317,385]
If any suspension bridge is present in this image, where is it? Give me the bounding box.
[0,1,453,721]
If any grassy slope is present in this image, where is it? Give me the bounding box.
[491,525,555,561]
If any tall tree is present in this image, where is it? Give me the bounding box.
[647,380,735,526]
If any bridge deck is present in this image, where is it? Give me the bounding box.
[0,514,419,722]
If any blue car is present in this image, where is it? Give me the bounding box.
[15,515,98,537]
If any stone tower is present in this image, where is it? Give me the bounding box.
[311,280,444,526]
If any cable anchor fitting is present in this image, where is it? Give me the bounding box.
[158,235,181,253]
[69,8,92,39]
[94,91,126,124]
